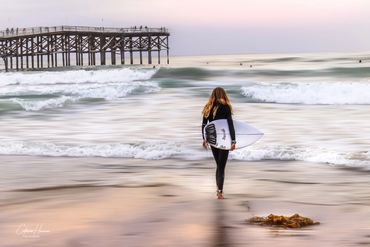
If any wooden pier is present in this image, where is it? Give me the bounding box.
[0,26,170,72]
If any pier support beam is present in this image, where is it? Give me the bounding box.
[61,35,65,67]
[51,35,54,67]
[148,35,152,65]
[31,37,34,69]
[166,37,169,64]
[2,57,8,72]
[26,38,29,69]
[75,35,79,66]
[67,35,71,66]
[111,38,116,65]
[120,36,125,65]
[20,38,23,70]
[111,49,116,65]
[54,36,58,67]
[79,36,83,66]
[100,36,106,66]
[47,36,51,68]
[129,37,133,65]
[36,36,39,69]
[157,36,161,64]
[139,36,143,65]
[15,38,19,71]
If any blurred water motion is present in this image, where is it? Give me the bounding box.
[1,53,370,246]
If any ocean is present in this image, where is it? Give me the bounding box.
[0,52,370,189]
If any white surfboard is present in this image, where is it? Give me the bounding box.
[203,119,263,150]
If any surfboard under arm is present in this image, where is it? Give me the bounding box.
[204,119,263,150]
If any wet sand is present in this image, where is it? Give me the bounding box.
[1,155,370,247]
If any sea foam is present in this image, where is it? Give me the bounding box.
[0,67,156,86]
[0,68,160,111]
[0,141,369,168]
[241,81,370,105]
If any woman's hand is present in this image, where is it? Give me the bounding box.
[202,140,208,150]
[230,143,236,151]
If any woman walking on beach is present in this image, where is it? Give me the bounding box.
[202,87,236,199]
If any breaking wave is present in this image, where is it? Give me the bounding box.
[0,141,369,168]
[0,67,156,86]
[241,81,370,105]
[0,68,160,111]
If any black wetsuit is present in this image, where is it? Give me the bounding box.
[202,103,235,192]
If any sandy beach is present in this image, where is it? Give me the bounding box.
[1,155,370,247]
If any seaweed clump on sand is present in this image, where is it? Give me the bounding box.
[248,214,320,228]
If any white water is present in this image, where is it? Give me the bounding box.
[0,67,156,86]
[0,53,370,170]
[0,140,368,168]
[0,68,160,111]
[5,81,160,111]
[241,81,370,105]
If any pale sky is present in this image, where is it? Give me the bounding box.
[1,0,370,55]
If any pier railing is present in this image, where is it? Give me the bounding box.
[0,26,169,38]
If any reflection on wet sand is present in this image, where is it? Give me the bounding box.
[212,201,230,247]
[1,156,370,246]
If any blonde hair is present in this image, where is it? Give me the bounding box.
[202,87,233,118]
